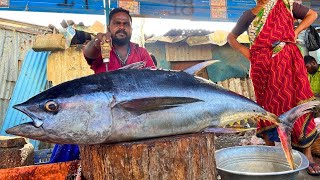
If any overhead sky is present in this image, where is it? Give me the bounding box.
[0,10,237,36]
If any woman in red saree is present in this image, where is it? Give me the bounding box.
[228,0,320,176]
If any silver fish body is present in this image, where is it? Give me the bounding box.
[7,69,278,144]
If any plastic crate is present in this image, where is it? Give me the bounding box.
[34,148,53,164]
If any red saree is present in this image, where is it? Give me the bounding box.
[249,0,318,148]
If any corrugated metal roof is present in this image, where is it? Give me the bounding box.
[0,18,49,133]
[163,29,213,36]
[0,50,50,149]
[165,42,212,61]
[0,27,37,127]
[146,29,249,46]
[0,99,10,126]
[145,42,171,69]
[0,18,50,35]
[217,77,255,101]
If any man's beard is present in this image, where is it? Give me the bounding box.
[112,30,131,46]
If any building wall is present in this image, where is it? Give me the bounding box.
[165,42,212,62]
[145,42,170,69]
[47,47,93,86]
[217,77,256,101]
[145,41,255,101]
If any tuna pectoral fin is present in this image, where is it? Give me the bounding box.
[119,97,202,113]
[183,60,220,75]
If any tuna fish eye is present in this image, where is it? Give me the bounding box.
[44,101,59,112]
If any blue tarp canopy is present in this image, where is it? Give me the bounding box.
[1,0,319,24]
[0,0,105,14]
[0,0,255,22]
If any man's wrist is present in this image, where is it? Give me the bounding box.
[83,39,101,60]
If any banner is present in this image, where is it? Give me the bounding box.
[210,0,227,20]
[119,0,140,15]
[1,0,104,14]
[0,0,9,7]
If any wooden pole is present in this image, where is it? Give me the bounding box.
[79,132,217,180]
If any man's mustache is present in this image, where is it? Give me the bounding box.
[115,30,127,35]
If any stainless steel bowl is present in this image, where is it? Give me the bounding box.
[215,145,309,180]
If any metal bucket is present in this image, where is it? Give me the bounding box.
[215,145,309,180]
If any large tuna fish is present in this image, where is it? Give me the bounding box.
[6,68,319,169]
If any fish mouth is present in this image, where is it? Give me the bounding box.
[6,122,46,137]
[264,112,280,124]
[13,104,44,128]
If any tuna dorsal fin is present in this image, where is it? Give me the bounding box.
[119,97,203,114]
[184,60,220,75]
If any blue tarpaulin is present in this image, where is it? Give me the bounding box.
[0,0,256,22]
[1,0,104,14]
[1,0,319,25]
[0,50,50,149]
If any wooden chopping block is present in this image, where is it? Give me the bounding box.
[79,132,217,180]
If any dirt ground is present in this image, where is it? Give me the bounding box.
[214,130,320,180]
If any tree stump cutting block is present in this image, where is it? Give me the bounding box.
[80,132,217,180]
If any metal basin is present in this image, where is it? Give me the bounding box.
[215,145,309,180]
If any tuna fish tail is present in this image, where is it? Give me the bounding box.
[278,100,320,129]
[277,100,320,170]
[277,123,295,169]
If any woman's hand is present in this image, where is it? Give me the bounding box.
[294,31,299,42]
[241,46,251,60]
